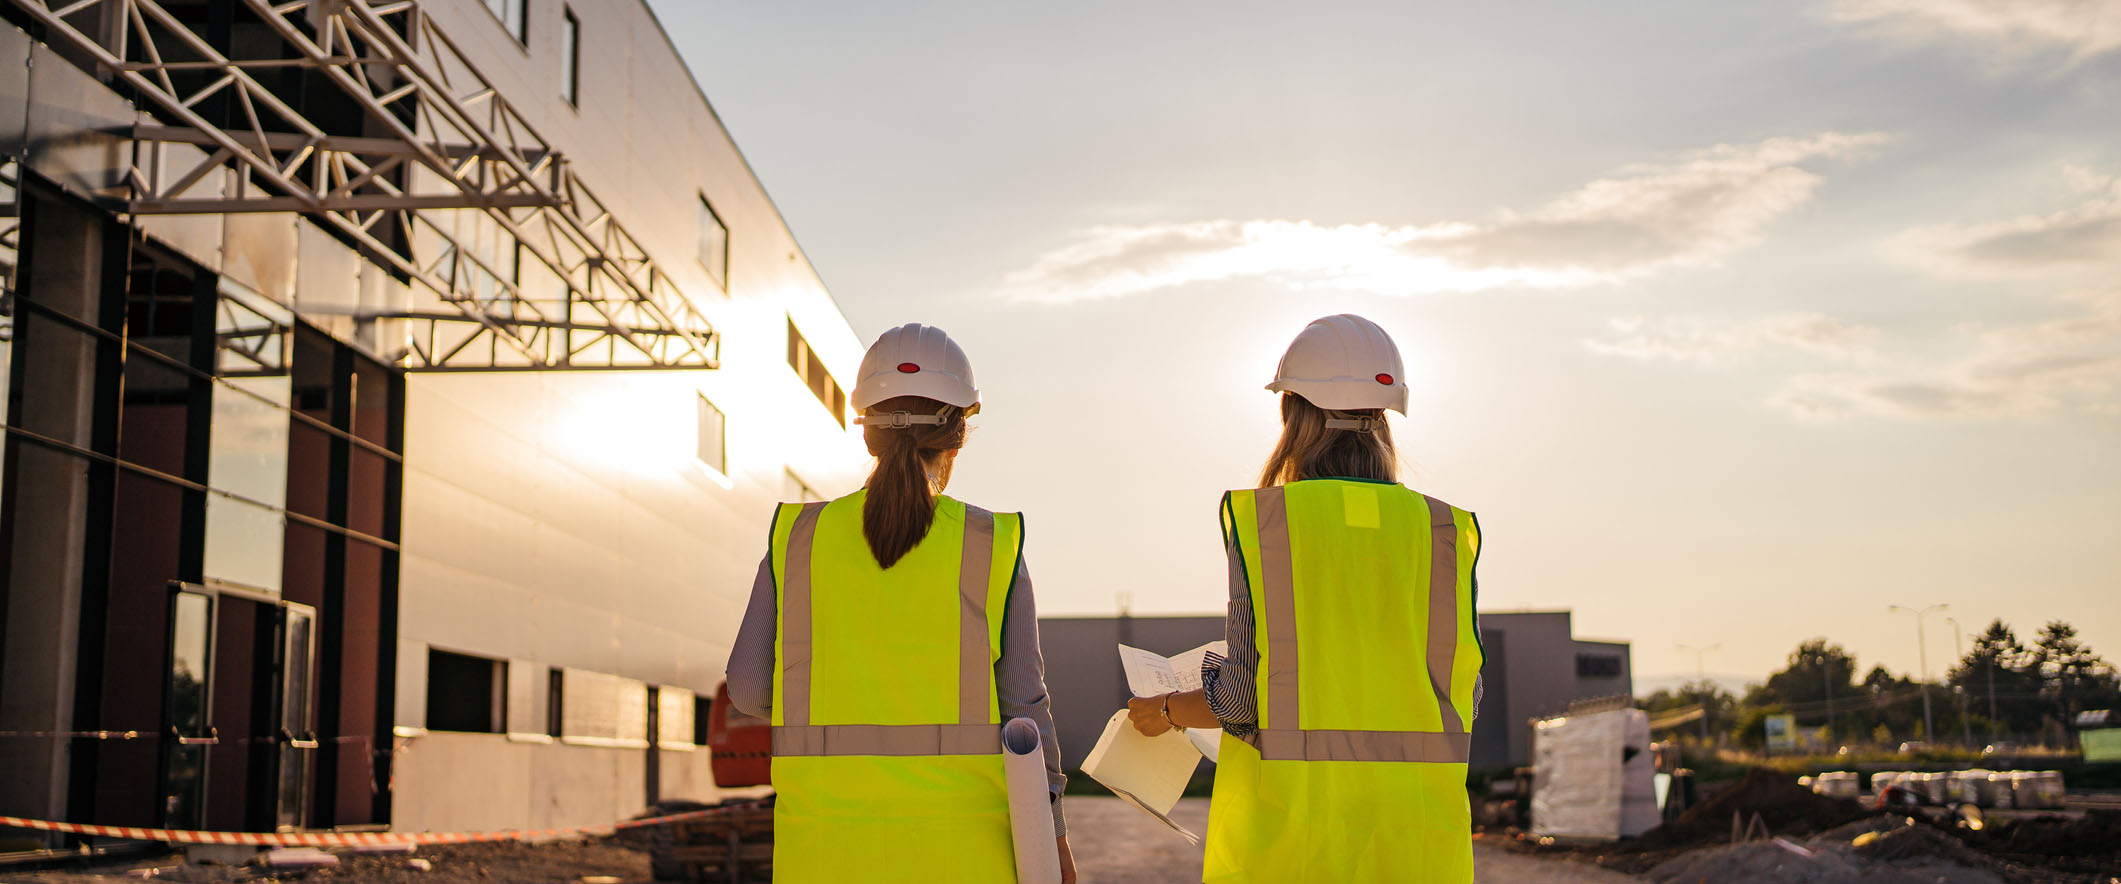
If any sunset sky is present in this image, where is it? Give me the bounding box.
[648,1,2121,686]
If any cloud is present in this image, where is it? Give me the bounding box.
[1893,172,2121,277]
[1585,314,1878,365]
[1773,292,2121,419]
[1824,0,2121,62]
[999,133,1885,303]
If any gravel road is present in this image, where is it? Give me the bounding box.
[1066,796,1639,883]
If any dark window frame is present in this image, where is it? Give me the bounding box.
[546,667,565,738]
[697,195,728,292]
[424,648,506,734]
[1575,654,1625,679]
[696,393,726,475]
[784,320,846,428]
[559,7,580,107]
[481,0,530,45]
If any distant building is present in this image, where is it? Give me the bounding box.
[1040,610,1630,775]
[1041,616,1224,771]
[0,0,866,839]
[1474,611,1634,771]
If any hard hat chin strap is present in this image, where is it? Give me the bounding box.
[1323,413,1384,433]
[856,410,949,429]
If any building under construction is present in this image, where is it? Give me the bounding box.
[0,0,868,842]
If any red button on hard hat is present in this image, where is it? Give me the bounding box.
[1376,373,1394,385]
[897,362,920,373]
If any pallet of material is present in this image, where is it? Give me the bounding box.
[652,803,774,883]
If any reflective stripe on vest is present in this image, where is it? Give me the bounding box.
[773,500,1005,757]
[1241,483,1474,764]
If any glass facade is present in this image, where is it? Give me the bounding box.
[0,182,404,830]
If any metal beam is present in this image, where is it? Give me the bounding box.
[131,194,557,213]
[132,125,559,164]
[7,0,721,372]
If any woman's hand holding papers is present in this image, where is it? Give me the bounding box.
[1126,693,1177,737]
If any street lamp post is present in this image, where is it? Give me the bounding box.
[1947,616,1972,747]
[1677,642,1720,744]
[1824,658,1836,745]
[1888,603,1948,743]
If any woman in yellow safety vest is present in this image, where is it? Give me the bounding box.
[726,323,1077,883]
[1129,314,1483,883]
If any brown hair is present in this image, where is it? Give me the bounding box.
[1257,393,1398,486]
[861,395,969,568]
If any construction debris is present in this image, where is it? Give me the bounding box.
[1,838,654,883]
[1644,817,2010,884]
[1511,768,2121,883]
[1635,767,1874,851]
[262,847,339,869]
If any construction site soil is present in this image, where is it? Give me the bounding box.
[0,839,654,884]
[1499,768,2121,884]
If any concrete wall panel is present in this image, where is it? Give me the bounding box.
[658,749,717,805]
[22,44,130,200]
[295,225,361,340]
[389,733,536,833]
[221,213,298,304]
[1,26,36,159]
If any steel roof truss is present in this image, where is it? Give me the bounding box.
[7,0,720,372]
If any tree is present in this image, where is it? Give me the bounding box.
[1763,639,1860,739]
[1641,682,1736,717]
[1862,665,1924,741]
[1948,620,2042,739]
[2030,621,2121,732]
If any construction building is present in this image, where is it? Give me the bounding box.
[0,0,867,842]
[1041,610,1631,774]
[1473,611,1633,771]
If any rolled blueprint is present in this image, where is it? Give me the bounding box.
[1003,717,1063,884]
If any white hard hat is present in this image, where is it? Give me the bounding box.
[851,323,980,414]
[1266,314,1408,414]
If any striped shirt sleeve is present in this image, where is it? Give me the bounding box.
[1203,535,1260,736]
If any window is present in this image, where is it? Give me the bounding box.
[697,393,726,474]
[784,469,824,503]
[786,320,847,427]
[658,687,696,748]
[546,667,564,738]
[694,694,713,746]
[560,8,580,106]
[426,649,506,733]
[484,0,528,43]
[697,196,728,291]
[1576,654,1624,679]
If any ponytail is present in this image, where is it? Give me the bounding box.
[861,395,968,568]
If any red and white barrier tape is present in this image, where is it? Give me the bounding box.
[0,802,765,847]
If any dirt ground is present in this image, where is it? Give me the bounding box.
[0,840,654,884]
[1494,768,2121,884]
[5,797,1634,884]
[1068,796,1633,883]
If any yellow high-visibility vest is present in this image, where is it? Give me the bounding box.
[1205,479,1483,884]
[768,491,1024,882]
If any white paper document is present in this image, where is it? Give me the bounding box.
[1117,642,1226,761]
[1080,710,1202,845]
